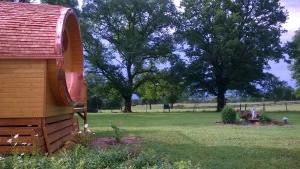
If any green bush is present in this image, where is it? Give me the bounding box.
[0,145,200,169]
[259,113,272,123]
[111,124,122,143]
[221,106,237,124]
[73,131,95,147]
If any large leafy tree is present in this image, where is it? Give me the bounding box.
[137,80,160,110]
[178,0,287,111]
[288,29,300,86]
[40,0,78,8]
[82,0,176,112]
[85,72,122,112]
[137,64,186,109]
[260,73,294,102]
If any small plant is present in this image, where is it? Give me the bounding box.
[111,124,122,143]
[73,130,95,147]
[259,113,272,123]
[221,106,237,124]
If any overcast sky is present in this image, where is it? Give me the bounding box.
[77,0,300,87]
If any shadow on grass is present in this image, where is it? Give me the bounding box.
[146,142,300,169]
[92,129,300,169]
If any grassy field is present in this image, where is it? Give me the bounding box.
[88,111,300,169]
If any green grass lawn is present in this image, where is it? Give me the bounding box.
[87,111,300,169]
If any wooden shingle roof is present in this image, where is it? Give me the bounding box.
[0,2,71,59]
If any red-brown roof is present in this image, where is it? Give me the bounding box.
[0,2,70,59]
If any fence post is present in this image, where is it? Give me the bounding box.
[244,104,247,111]
[285,103,288,112]
[263,103,265,111]
[239,104,242,111]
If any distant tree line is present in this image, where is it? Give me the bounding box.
[12,0,300,112]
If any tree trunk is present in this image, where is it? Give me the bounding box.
[149,102,152,110]
[170,103,174,108]
[217,91,226,112]
[123,96,132,112]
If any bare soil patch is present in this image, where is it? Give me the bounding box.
[91,136,143,149]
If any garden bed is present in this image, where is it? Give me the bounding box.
[91,136,143,149]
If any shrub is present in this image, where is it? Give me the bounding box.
[221,106,237,124]
[73,131,95,147]
[0,145,200,169]
[259,113,272,123]
[111,124,122,143]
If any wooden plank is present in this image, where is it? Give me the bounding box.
[0,136,33,145]
[47,126,73,144]
[0,127,42,136]
[36,137,45,147]
[0,118,41,126]
[38,145,46,154]
[0,60,45,118]
[0,108,43,117]
[45,114,73,124]
[50,134,73,154]
[42,126,51,155]
[0,78,44,84]
[0,73,44,78]
[0,90,43,96]
[0,146,33,154]
[0,103,45,108]
[0,83,43,88]
[0,136,43,146]
[46,119,73,134]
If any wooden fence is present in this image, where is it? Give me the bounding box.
[99,101,300,113]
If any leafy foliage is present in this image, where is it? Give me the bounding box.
[259,113,272,123]
[81,0,177,112]
[260,73,294,101]
[0,145,196,169]
[85,72,122,112]
[137,66,186,108]
[221,106,236,124]
[111,124,122,143]
[288,28,300,87]
[40,0,78,8]
[178,0,287,111]
[73,131,95,147]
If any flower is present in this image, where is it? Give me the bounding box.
[7,139,12,144]
[14,134,19,139]
[84,124,89,128]
[20,153,25,156]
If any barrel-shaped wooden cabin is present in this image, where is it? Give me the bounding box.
[0,2,87,154]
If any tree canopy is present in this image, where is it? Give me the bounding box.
[288,28,300,87]
[40,0,78,8]
[81,0,177,112]
[178,0,287,111]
